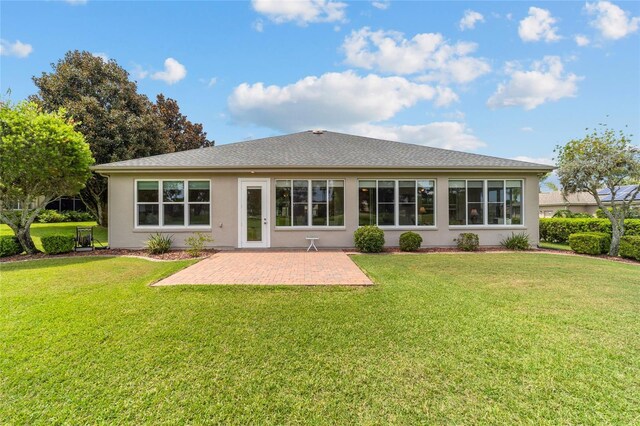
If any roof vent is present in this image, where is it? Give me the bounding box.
[310,129,325,135]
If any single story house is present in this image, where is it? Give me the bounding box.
[538,191,598,217]
[92,131,554,249]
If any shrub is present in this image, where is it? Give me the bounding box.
[619,236,640,261]
[500,232,531,250]
[146,233,173,254]
[399,231,422,252]
[0,235,23,257]
[354,226,385,253]
[455,233,479,251]
[41,235,75,254]
[539,218,640,243]
[596,207,640,219]
[63,210,95,222]
[184,232,214,257]
[37,209,67,223]
[552,209,574,218]
[568,232,611,255]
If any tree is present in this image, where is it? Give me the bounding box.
[0,101,94,253]
[556,125,640,256]
[31,51,169,226]
[153,94,213,151]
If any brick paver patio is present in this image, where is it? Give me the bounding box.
[153,250,373,286]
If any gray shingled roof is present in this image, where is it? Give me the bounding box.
[93,130,554,171]
[539,191,597,206]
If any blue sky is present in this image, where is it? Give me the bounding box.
[1,0,639,165]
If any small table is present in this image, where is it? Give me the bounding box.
[306,237,319,252]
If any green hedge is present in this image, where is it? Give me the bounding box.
[540,218,640,243]
[0,236,23,257]
[619,236,640,261]
[568,232,611,255]
[41,235,75,254]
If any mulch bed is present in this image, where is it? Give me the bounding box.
[0,248,218,263]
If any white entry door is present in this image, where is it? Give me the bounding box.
[238,179,270,248]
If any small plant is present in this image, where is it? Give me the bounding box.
[184,232,214,257]
[618,236,640,261]
[568,232,611,255]
[354,226,385,253]
[500,232,531,251]
[63,210,95,222]
[41,235,75,254]
[146,233,173,254]
[455,233,479,251]
[0,235,23,257]
[399,231,422,252]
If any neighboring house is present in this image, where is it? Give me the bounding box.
[45,196,88,213]
[92,131,553,249]
[538,191,598,217]
[598,184,640,205]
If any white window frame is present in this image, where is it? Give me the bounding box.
[274,179,346,229]
[357,179,437,229]
[134,179,212,229]
[447,179,525,229]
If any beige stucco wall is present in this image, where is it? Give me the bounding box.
[107,171,542,249]
[538,204,598,218]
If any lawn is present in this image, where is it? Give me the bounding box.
[0,221,108,250]
[1,254,639,424]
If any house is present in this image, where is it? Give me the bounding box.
[92,131,554,249]
[538,191,598,217]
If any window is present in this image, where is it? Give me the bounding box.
[358,179,436,227]
[275,179,344,227]
[448,179,523,226]
[136,180,210,227]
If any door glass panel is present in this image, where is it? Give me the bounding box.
[246,187,262,242]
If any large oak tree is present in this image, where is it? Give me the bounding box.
[31,50,212,226]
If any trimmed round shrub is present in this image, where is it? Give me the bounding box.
[619,236,640,261]
[568,232,611,255]
[354,226,385,253]
[500,232,531,250]
[41,235,75,254]
[399,231,422,252]
[0,235,23,257]
[455,233,479,251]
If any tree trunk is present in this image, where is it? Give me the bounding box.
[80,173,108,226]
[16,225,38,254]
[609,220,625,257]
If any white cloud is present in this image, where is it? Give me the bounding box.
[131,64,149,80]
[150,58,187,85]
[347,122,485,151]
[0,39,33,58]
[518,7,561,42]
[521,126,534,132]
[487,56,582,110]
[206,77,217,88]
[64,0,87,4]
[371,0,390,10]
[585,1,639,40]
[574,34,590,46]
[342,27,490,83]
[511,156,554,166]
[459,10,485,31]
[93,52,108,62]
[228,71,453,132]
[251,0,347,25]
[252,19,264,32]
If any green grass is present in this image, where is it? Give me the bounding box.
[539,241,572,251]
[0,221,108,250]
[1,254,639,424]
